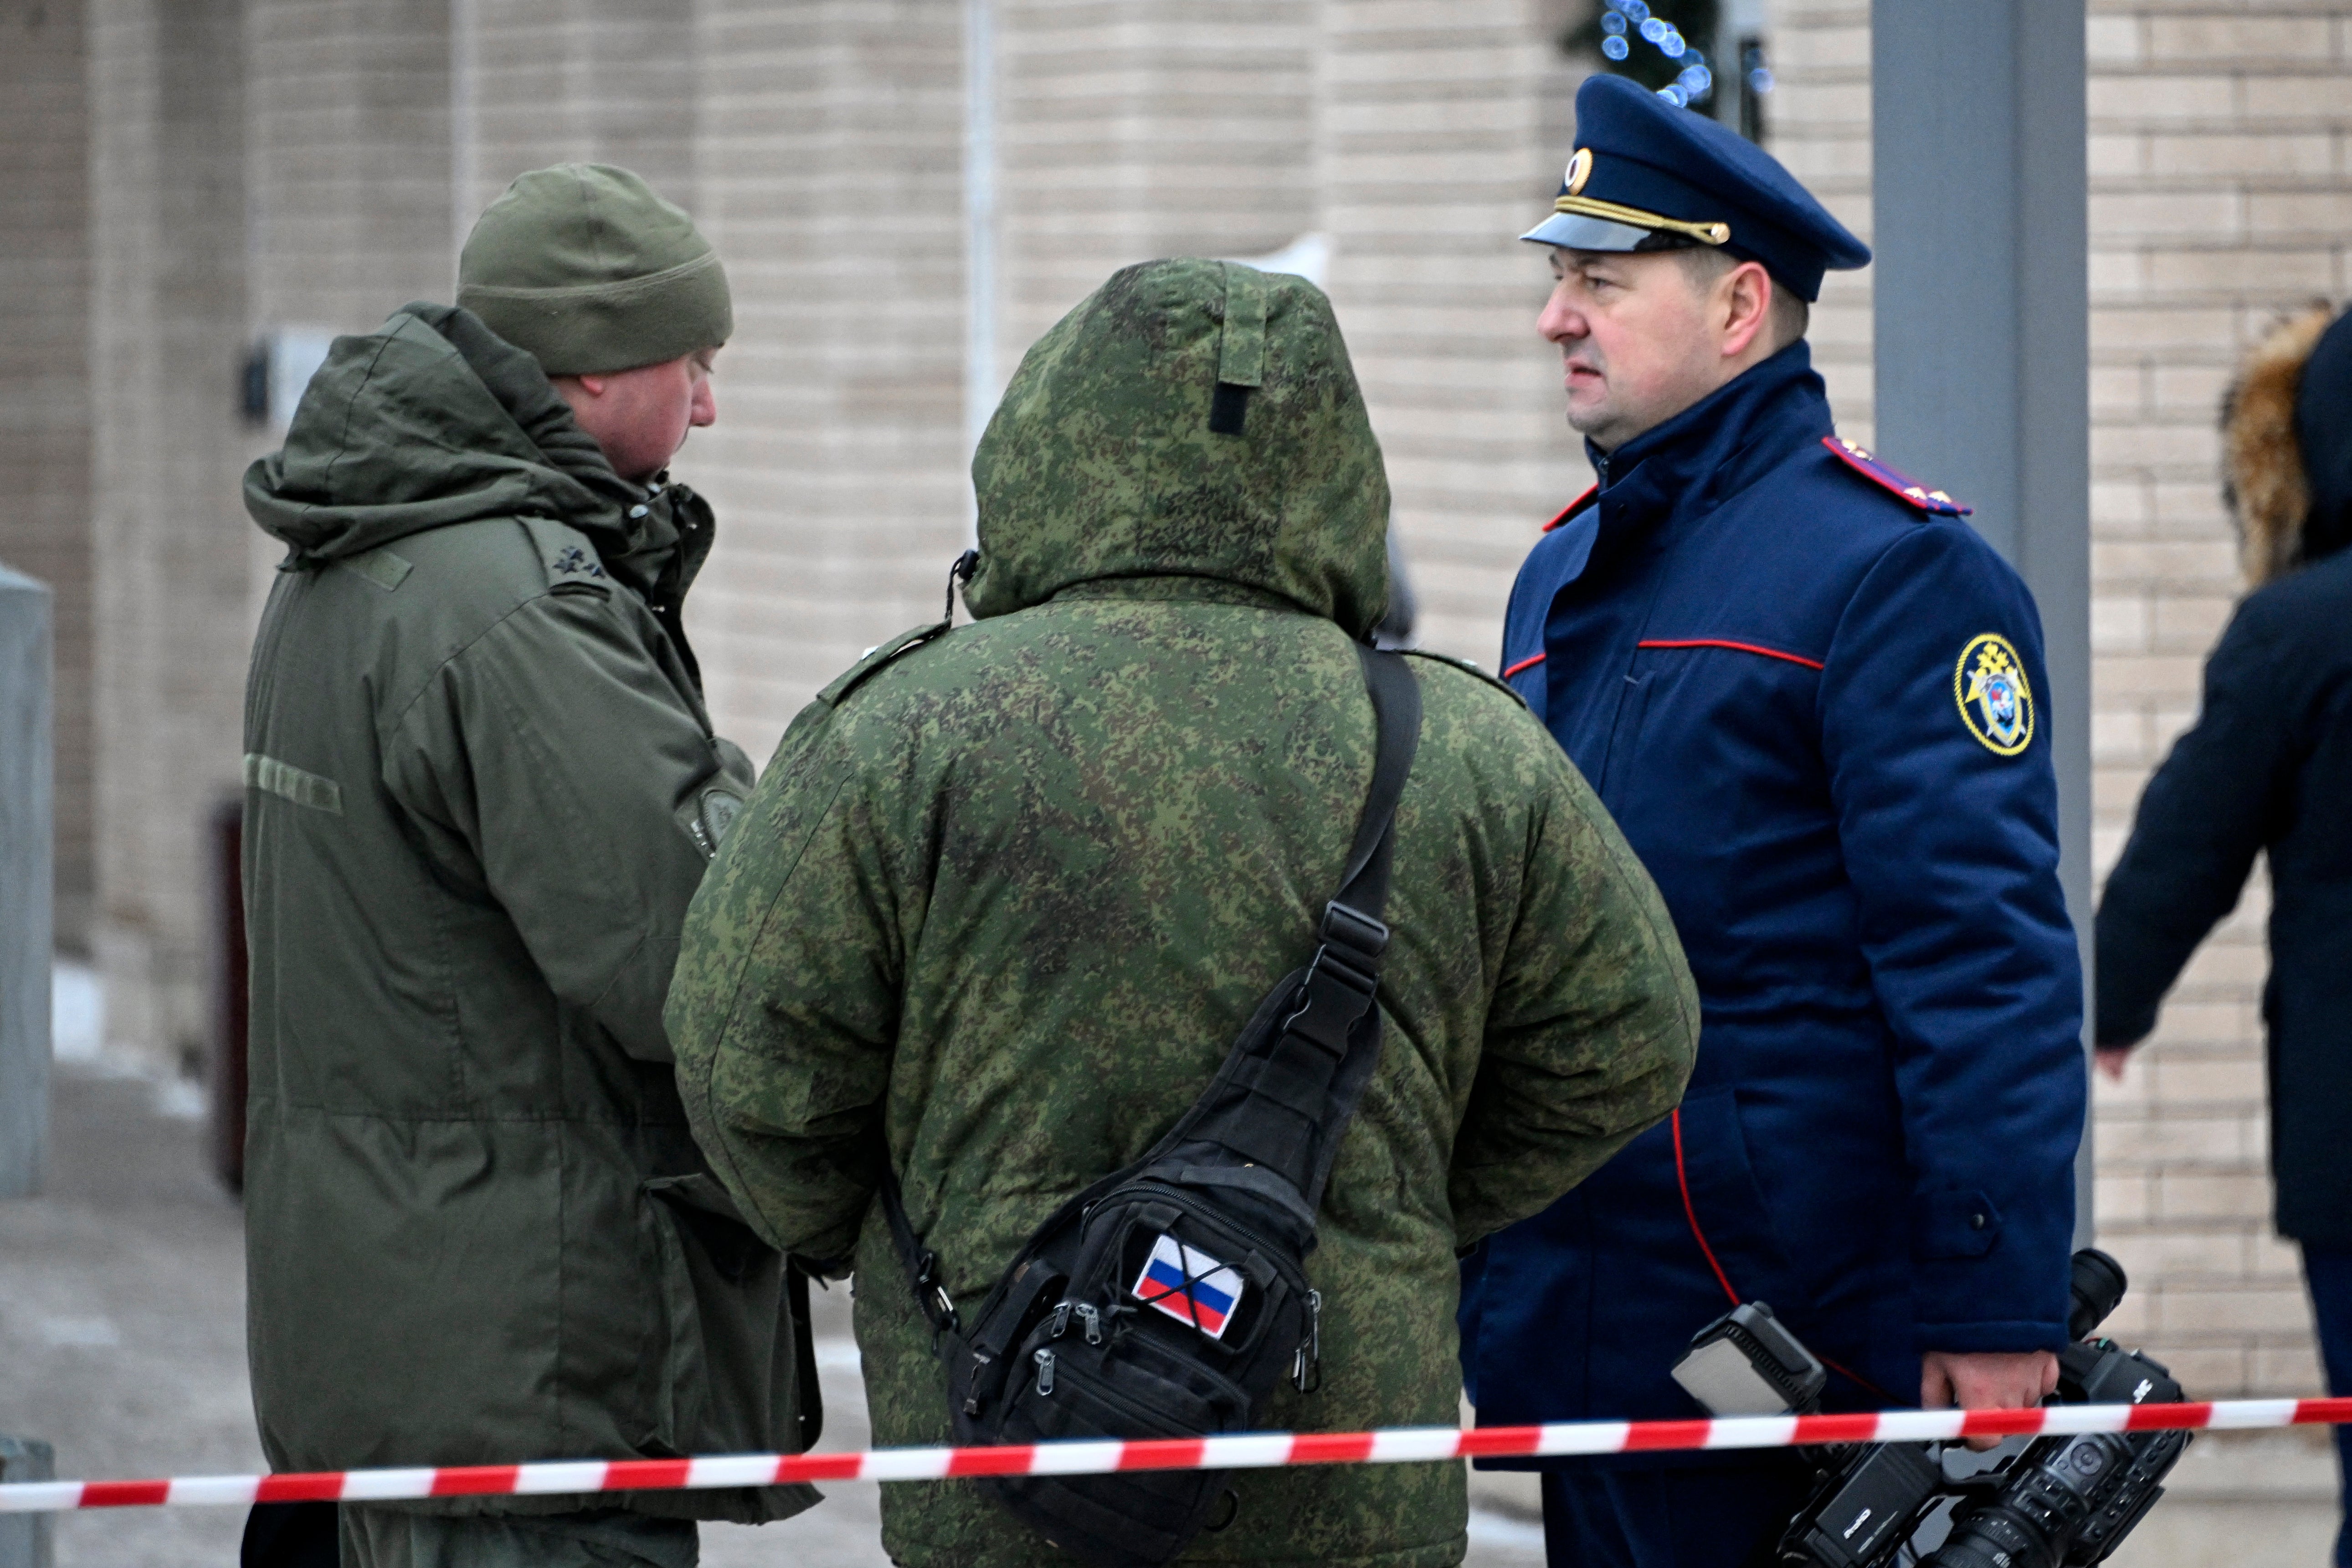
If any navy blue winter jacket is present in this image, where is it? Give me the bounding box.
[1459,343,2086,1454]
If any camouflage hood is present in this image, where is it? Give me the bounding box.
[965,259,1392,637]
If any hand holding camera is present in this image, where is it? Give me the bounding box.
[1669,1249,2191,1568]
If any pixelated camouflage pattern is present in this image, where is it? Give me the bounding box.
[965,259,1391,638]
[667,260,1698,1567]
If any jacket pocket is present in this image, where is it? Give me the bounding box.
[636,1173,806,1460]
[634,1182,710,1455]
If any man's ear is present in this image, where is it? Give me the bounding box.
[1718,261,1774,359]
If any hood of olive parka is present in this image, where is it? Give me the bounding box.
[963,258,1392,638]
[242,302,704,604]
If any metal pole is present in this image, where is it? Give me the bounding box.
[0,1436,52,1568]
[0,565,51,1201]
[1869,0,2093,1238]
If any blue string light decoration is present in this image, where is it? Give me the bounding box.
[1562,0,1773,115]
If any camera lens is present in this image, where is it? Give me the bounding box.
[2068,1248,2128,1341]
[1928,1507,2049,1568]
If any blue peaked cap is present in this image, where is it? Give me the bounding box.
[1522,74,1870,302]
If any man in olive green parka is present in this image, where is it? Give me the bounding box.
[241,165,813,1568]
[666,258,1700,1568]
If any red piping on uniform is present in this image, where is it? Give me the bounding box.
[1671,1107,1897,1404]
[1672,1108,1744,1308]
[1638,638,1825,671]
[1502,652,1547,680]
[1543,484,1601,532]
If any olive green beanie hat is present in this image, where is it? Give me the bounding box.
[457,164,732,376]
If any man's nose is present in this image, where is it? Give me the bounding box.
[691,379,718,428]
[1537,286,1585,344]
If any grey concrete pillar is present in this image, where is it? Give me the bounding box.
[1869,1,2093,1234]
[0,565,51,1201]
[0,1436,54,1568]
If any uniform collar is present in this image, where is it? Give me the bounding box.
[1587,340,1833,537]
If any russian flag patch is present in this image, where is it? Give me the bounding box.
[1131,1234,1245,1339]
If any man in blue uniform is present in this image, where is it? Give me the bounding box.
[1456,75,2087,1567]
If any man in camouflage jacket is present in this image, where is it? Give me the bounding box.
[666,258,1700,1568]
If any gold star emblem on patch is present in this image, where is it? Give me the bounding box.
[1954,633,2034,756]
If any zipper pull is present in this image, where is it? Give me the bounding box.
[1075,1303,1104,1346]
[1291,1289,1324,1393]
[1050,1301,1073,1340]
[1033,1347,1056,1397]
[963,1348,995,1417]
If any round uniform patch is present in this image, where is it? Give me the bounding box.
[1954,633,2034,756]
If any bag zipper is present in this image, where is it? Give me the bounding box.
[1290,1289,1323,1393]
[1019,1339,1241,1434]
[1047,1300,1104,1346]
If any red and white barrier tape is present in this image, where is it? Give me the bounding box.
[10,1399,2352,1514]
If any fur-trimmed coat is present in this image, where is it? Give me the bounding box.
[2224,304,2337,585]
[2098,303,2352,1245]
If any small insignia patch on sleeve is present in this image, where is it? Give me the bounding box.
[549,545,606,579]
[1822,436,1972,516]
[1954,633,2034,755]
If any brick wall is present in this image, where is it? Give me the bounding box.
[462,0,696,223]
[683,0,969,758]
[2080,0,2352,1401]
[87,0,250,1072]
[0,0,92,951]
[1316,0,1590,666]
[246,0,454,333]
[996,1,1316,378]
[1758,0,1871,443]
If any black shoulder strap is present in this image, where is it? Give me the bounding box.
[1334,642,1422,920]
[1202,641,1415,1209]
[877,644,1420,1322]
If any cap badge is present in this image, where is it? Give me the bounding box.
[1955,633,2034,756]
[1565,148,1594,197]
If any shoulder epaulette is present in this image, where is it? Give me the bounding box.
[1402,648,1529,710]
[518,515,613,594]
[820,620,951,707]
[1821,436,1972,517]
[1542,483,1602,533]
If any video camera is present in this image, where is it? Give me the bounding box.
[1669,1249,2191,1568]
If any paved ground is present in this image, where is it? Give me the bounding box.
[0,1061,1544,1567]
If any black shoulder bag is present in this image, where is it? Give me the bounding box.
[877,642,1422,1568]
